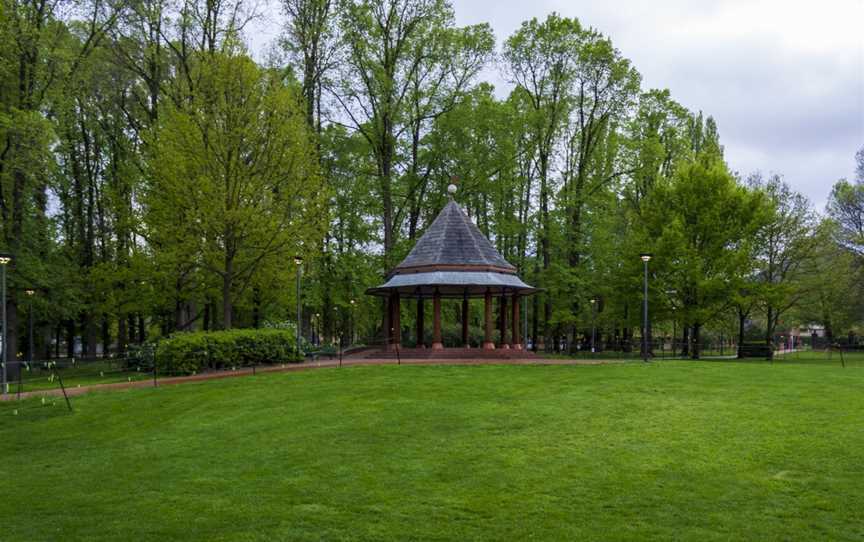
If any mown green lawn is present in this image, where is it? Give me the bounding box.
[2,361,863,541]
[8,359,153,392]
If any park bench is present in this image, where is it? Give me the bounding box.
[305,347,339,361]
[738,343,773,360]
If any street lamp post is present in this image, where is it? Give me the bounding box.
[333,305,342,346]
[349,299,356,345]
[25,288,35,363]
[640,253,653,362]
[590,298,597,354]
[294,255,303,358]
[0,253,12,394]
[671,307,677,356]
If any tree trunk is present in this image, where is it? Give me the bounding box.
[682,325,690,357]
[174,299,185,331]
[765,306,774,346]
[622,302,631,352]
[4,299,18,380]
[223,253,233,329]
[83,311,97,356]
[252,287,261,328]
[539,152,551,350]
[380,115,394,268]
[691,323,701,359]
[127,315,136,344]
[118,315,128,355]
[737,311,747,359]
[65,320,75,357]
[138,313,146,343]
[101,317,111,356]
[53,325,61,358]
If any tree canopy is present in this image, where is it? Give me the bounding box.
[0,1,860,362]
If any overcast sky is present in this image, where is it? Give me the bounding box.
[250,0,864,210]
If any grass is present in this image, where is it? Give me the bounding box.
[2,361,863,541]
[10,360,153,392]
[773,349,864,366]
[548,348,864,365]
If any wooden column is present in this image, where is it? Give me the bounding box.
[383,295,392,351]
[392,292,401,348]
[416,297,425,348]
[461,293,469,347]
[432,291,443,350]
[499,295,509,349]
[511,295,522,349]
[483,290,495,350]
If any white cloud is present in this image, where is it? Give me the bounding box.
[251,0,864,209]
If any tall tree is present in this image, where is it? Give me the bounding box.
[747,172,817,346]
[1,0,120,362]
[333,0,493,268]
[641,152,770,358]
[503,13,580,348]
[826,146,864,258]
[281,0,338,134]
[560,27,639,267]
[145,48,327,328]
[795,220,864,341]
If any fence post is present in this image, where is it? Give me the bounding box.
[16,362,22,400]
[395,337,401,366]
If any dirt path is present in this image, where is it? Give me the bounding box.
[1,356,630,402]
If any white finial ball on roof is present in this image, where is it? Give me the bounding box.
[447,183,457,195]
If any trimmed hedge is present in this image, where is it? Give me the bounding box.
[155,329,302,375]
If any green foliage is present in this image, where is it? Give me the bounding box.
[794,221,864,337]
[827,172,864,257]
[155,329,301,375]
[145,47,327,328]
[747,173,818,342]
[0,0,860,362]
[640,152,772,352]
[4,363,864,539]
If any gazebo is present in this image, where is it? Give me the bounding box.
[366,185,539,352]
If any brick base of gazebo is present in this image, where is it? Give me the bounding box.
[351,347,539,361]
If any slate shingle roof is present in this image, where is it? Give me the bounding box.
[366,271,538,297]
[394,200,516,274]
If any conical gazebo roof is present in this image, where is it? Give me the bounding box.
[393,200,516,273]
[367,198,538,298]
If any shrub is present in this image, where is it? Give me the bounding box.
[155,329,302,375]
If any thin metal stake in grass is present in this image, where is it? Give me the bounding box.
[395,337,401,366]
[56,371,73,412]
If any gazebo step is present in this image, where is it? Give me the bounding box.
[356,348,539,360]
